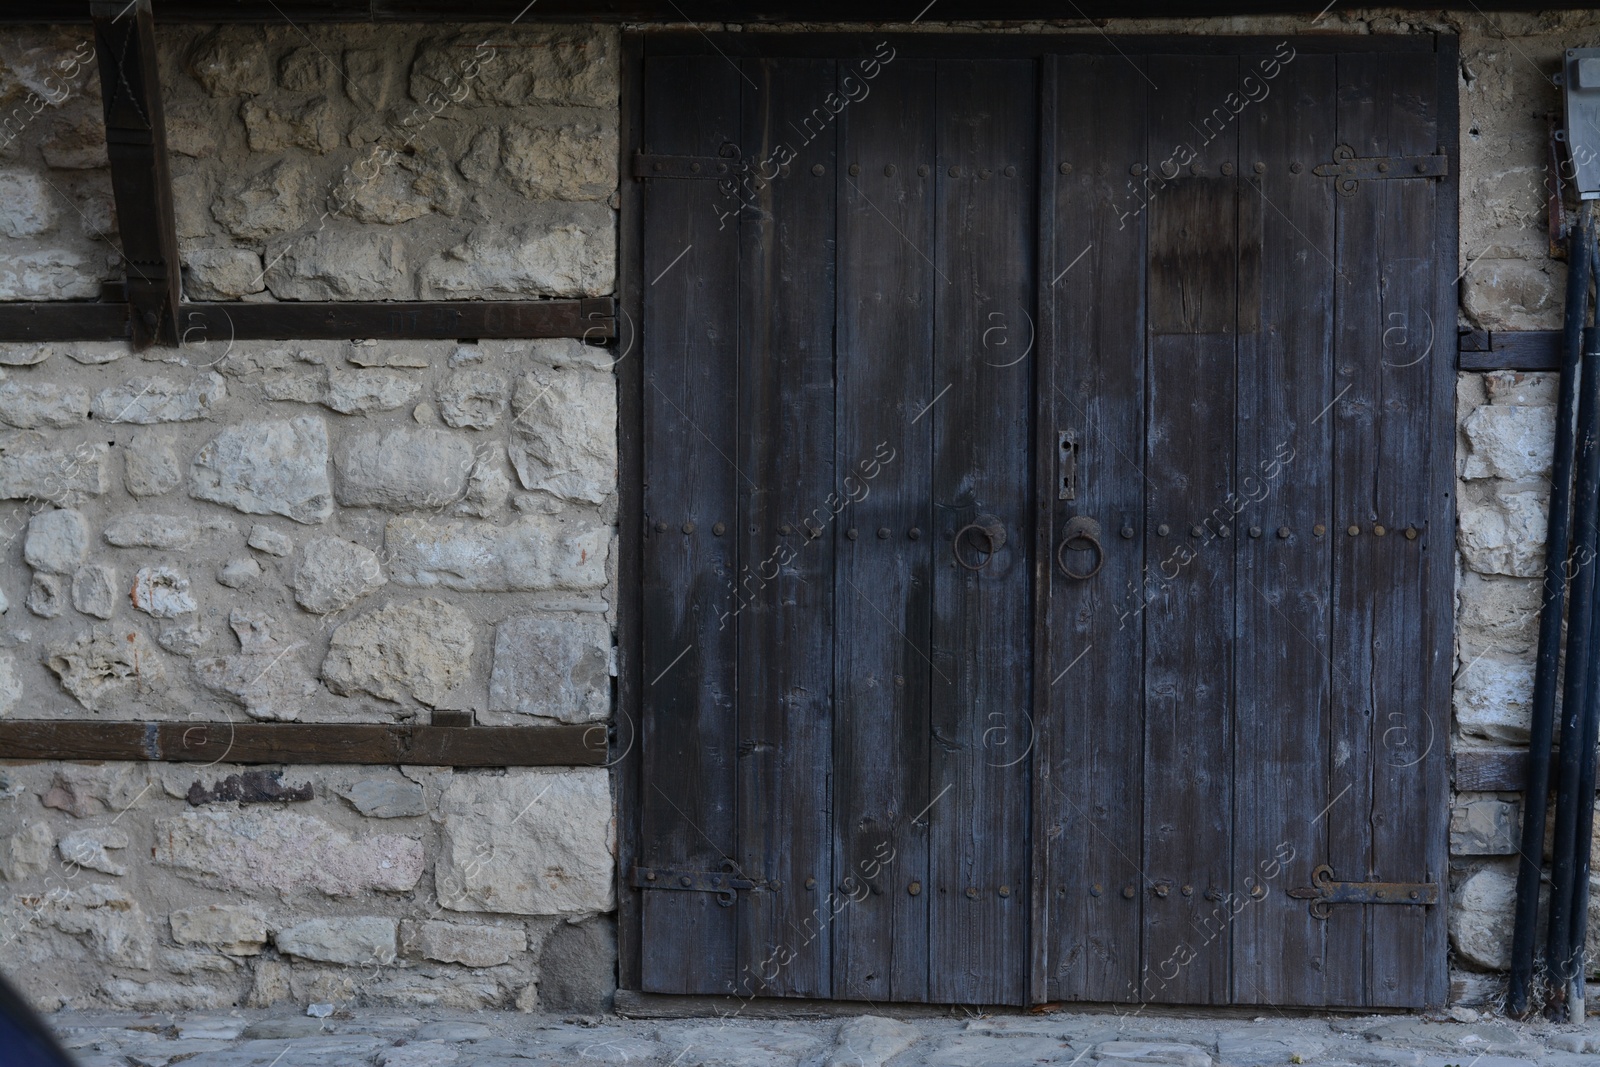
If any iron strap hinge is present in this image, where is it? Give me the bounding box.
[632,151,744,180]
[631,864,764,906]
[1313,144,1449,196]
[1287,864,1439,919]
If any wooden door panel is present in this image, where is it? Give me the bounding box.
[734,57,839,1001]
[1040,53,1149,1005]
[1230,52,1337,1008]
[928,58,1036,1007]
[1140,55,1240,1006]
[832,57,938,1005]
[638,54,743,996]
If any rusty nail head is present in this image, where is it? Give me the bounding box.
[1278,526,1291,539]
[812,164,826,176]
[805,877,817,889]
[1406,526,1419,540]
[1004,165,1017,177]
[877,527,891,540]
[1415,161,1427,173]
[1377,161,1389,173]
[1253,161,1266,173]
[998,885,1011,898]
[949,166,961,178]
[1348,524,1361,536]
[908,881,922,895]
[1190,525,1204,537]
[884,164,896,176]
[682,522,696,534]
[908,527,921,540]
[1121,526,1135,539]
[894,674,905,687]
[918,164,930,177]
[680,875,692,887]
[780,524,792,535]
[1218,526,1231,538]
[655,521,668,533]
[1249,526,1262,538]
[1157,523,1170,537]
[1221,162,1235,175]
[1122,884,1136,899]
[713,521,727,536]
[1059,162,1073,174]
[1090,883,1102,897]
[1153,883,1169,898]
[1130,163,1145,176]
[645,870,657,881]
[1181,884,1194,897]
[979,168,992,179]
[848,163,861,176]
[965,886,979,900]
[710,874,722,886]
[1374,524,1387,536]
[847,527,858,540]
[1314,524,1326,536]
[689,161,701,173]
[1290,161,1304,173]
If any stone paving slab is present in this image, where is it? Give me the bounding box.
[40,1006,1600,1067]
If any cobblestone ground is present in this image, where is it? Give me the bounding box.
[42,1005,1600,1067]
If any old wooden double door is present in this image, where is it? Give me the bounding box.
[633,35,1454,1008]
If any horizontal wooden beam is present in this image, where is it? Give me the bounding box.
[0,720,607,767]
[1450,746,1600,793]
[1458,329,1561,372]
[0,303,130,342]
[178,298,616,341]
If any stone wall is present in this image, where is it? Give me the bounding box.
[0,23,622,1013]
[0,8,1596,1014]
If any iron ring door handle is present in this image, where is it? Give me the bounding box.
[1057,516,1105,580]
[953,515,1007,571]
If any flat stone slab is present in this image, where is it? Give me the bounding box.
[920,1033,1083,1065]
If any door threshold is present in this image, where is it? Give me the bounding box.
[614,990,1409,1021]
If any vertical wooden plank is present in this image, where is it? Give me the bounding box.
[1230,50,1337,1008]
[929,58,1036,1007]
[735,57,837,1000]
[832,56,937,1005]
[637,54,743,995]
[1140,54,1238,1006]
[613,30,646,994]
[1329,51,1441,1009]
[1042,52,1148,1006]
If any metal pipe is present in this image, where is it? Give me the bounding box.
[1549,235,1600,1000]
[1511,204,1593,1016]
[1567,322,1600,1020]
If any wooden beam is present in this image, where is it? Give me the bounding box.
[0,720,607,767]
[92,0,181,348]
[1457,329,1561,372]
[1449,746,1600,793]
[177,297,616,341]
[0,303,129,342]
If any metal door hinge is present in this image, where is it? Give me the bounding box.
[1287,864,1439,919]
[1313,144,1449,197]
[631,864,763,906]
[632,151,744,179]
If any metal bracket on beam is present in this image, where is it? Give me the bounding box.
[1287,864,1439,919]
[1313,144,1449,197]
[92,0,181,348]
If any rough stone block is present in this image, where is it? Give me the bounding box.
[404,920,526,967]
[130,566,197,618]
[93,373,226,424]
[339,778,426,819]
[276,917,397,965]
[185,248,265,300]
[104,513,202,550]
[510,368,617,503]
[189,416,333,524]
[247,525,294,557]
[1458,486,1547,577]
[1456,572,1540,659]
[1464,258,1557,331]
[321,597,473,707]
[0,822,54,881]
[0,343,51,366]
[193,609,318,722]
[330,146,461,225]
[186,29,271,96]
[489,613,610,722]
[1451,797,1520,856]
[294,536,385,614]
[0,440,108,500]
[57,826,129,876]
[0,653,22,717]
[212,160,310,239]
[0,170,57,237]
[1454,654,1534,744]
[538,917,616,1013]
[264,230,409,301]
[46,624,169,710]
[24,507,88,573]
[280,46,336,92]
[26,572,65,617]
[38,112,107,170]
[416,208,615,300]
[436,371,507,430]
[153,809,424,896]
[385,514,610,592]
[436,769,614,915]
[462,120,618,202]
[241,96,340,153]
[409,28,618,108]
[71,563,116,619]
[29,883,153,969]
[0,250,102,301]
[1461,403,1554,483]
[124,431,181,497]
[323,370,421,415]
[217,557,261,588]
[0,381,89,429]
[169,904,268,955]
[333,428,473,510]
